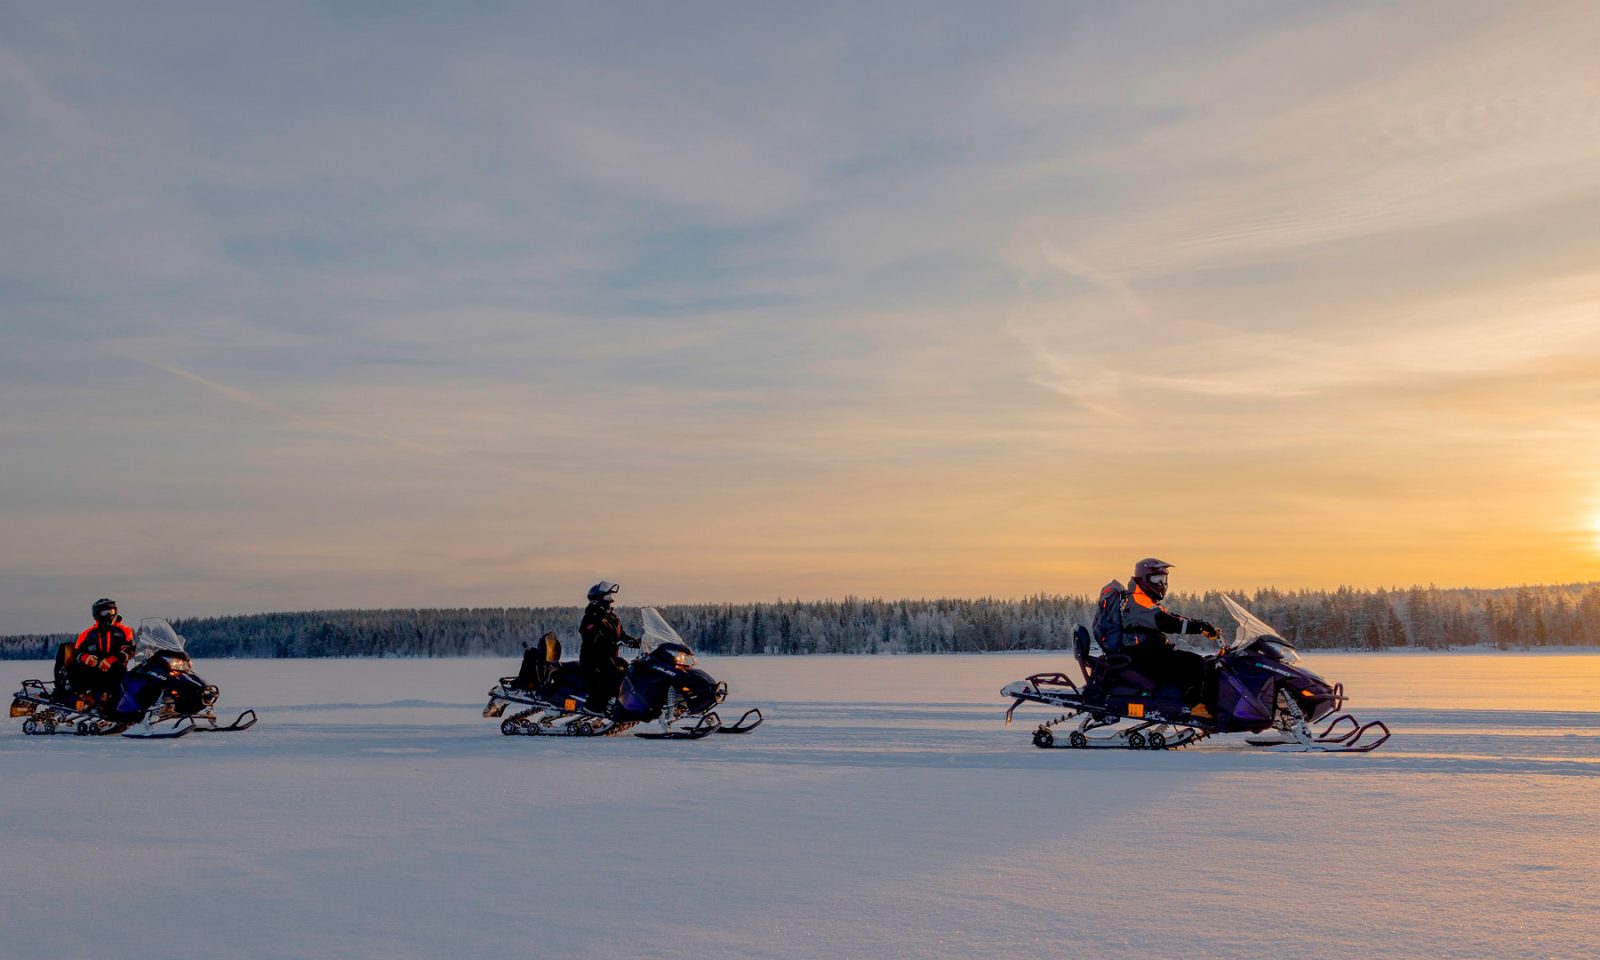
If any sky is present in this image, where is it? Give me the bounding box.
[3,1,1599,632]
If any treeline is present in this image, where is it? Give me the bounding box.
[4,582,1599,660]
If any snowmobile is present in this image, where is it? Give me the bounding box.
[10,618,257,739]
[483,607,762,740]
[1002,595,1390,752]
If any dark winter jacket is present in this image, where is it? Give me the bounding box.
[578,603,640,671]
[1118,583,1208,650]
[74,622,136,671]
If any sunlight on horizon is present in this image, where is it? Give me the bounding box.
[2,2,1600,631]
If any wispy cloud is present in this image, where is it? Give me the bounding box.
[112,350,447,458]
[3,2,1599,630]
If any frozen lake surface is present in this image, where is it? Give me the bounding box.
[5,652,1598,959]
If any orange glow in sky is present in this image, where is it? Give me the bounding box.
[2,2,1599,631]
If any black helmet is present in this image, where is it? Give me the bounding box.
[1131,558,1173,602]
[587,581,620,606]
[91,598,120,625]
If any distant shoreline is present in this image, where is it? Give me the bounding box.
[6,646,1599,665]
[6,583,1598,660]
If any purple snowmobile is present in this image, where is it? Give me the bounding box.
[10,618,257,740]
[1002,596,1390,752]
[484,608,762,740]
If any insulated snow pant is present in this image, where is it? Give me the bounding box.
[1128,641,1212,708]
[583,656,628,713]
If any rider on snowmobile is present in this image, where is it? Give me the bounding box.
[69,598,136,705]
[578,581,641,715]
[1104,560,1221,719]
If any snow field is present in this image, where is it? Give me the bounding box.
[4,652,1597,959]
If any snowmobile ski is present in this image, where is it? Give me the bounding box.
[187,709,259,733]
[1245,709,1391,753]
[715,707,763,734]
[635,711,721,740]
[121,717,196,740]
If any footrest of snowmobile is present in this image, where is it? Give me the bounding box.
[635,712,721,740]
[715,707,763,734]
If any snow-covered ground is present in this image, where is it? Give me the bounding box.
[5,652,1597,960]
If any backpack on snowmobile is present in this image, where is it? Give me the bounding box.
[1092,580,1131,653]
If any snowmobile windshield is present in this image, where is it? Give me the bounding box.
[131,618,188,667]
[1218,596,1298,662]
[639,607,693,657]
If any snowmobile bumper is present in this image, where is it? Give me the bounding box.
[1002,673,1080,725]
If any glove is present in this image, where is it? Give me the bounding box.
[1191,620,1220,640]
[99,657,116,672]
[81,654,99,668]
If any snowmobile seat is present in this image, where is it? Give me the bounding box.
[511,632,561,690]
[1092,653,1161,696]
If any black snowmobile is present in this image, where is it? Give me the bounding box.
[10,618,257,739]
[1002,596,1389,752]
[484,607,762,739]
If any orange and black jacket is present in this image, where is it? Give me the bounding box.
[74,622,136,670]
[577,604,640,671]
[1120,583,1206,648]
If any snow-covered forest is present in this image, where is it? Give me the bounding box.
[4,582,1598,659]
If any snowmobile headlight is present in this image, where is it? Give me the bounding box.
[1261,641,1300,664]
[168,660,190,674]
[673,651,695,668]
